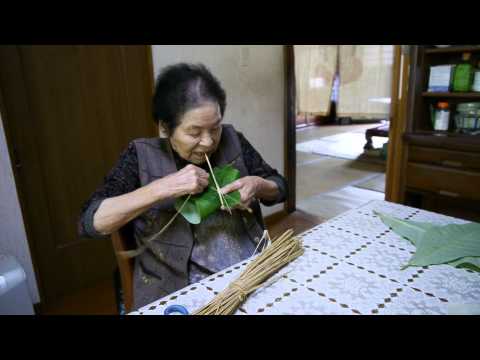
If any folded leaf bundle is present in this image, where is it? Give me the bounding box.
[193,229,304,315]
[175,164,242,224]
[375,211,480,272]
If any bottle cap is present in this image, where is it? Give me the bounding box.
[438,102,449,109]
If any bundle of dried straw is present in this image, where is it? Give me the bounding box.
[193,229,304,315]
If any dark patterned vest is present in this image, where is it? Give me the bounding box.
[131,125,265,310]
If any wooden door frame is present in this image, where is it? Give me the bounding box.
[284,45,296,214]
[385,45,412,203]
[146,45,155,95]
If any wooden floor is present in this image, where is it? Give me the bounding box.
[40,278,118,315]
[264,209,326,239]
[38,209,325,315]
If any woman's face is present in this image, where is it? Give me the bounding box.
[169,102,223,165]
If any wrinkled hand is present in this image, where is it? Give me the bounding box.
[154,164,210,198]
[220,176,265,209]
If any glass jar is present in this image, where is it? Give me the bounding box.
[473,69,480,92]
[472,61,480,92]
[432,102,451,131]
[455,102,480,133]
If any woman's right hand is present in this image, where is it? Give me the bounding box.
[151,164,210,199]
[92,165,209,236]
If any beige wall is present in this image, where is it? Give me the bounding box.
[151,45,286,216]
[0,114,40,304]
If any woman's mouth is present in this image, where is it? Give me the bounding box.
[195,150,212,157]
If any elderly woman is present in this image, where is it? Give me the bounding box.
[79,63,287,310]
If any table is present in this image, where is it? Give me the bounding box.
[129,200,480,315]
[364,123,389,150]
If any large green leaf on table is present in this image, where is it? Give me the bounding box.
[375,211,480,272]
[409,222,480,267]
[375,211,434,246]
[448,257,480,272]
[175,164,242,224]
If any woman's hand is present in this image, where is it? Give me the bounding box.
[93,165,209,236]
[220,176,279,209]
[150,164,210,199]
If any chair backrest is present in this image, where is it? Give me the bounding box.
[111,224,135,313]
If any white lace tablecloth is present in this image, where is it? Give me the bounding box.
[129,200,480,315]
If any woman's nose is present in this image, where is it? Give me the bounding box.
[199,135,214,148]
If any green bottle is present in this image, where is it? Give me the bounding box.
[453,53,474,92]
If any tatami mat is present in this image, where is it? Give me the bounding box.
[297,186,385,220]
[297,132,388,161]
[354,173,386,193]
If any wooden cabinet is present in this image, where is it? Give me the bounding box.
[403,46,480,222]
[409,146,480,171]
[406,163,480,201]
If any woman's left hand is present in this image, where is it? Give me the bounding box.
[220,176,271,209]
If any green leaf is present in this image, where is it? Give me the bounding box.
[408,223,480,267]
[211,164,242,210]
[195,187,221,220]
[374,211,434,246]
[213,165,240,187]
[448,257,480,272]
[176,164,242,224]
[223,191,241,208]
[175,197,201,225]
[376,212,480,272]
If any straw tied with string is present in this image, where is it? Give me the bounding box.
[193,229,304,315]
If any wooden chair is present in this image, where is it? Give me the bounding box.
[111,224,135,313]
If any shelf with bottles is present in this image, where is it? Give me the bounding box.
[426,52,480,93]
[412,97,480,136]
[425,49,480,70]
[418,49,480,135]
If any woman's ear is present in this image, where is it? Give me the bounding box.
[158,122,169,139]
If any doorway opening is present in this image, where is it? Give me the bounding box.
[292,45,393,221]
